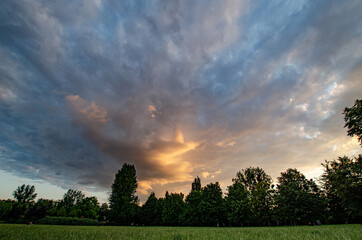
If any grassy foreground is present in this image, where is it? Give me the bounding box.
[0,224,361,240]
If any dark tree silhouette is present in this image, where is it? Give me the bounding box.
[13,184,37,203]
[226,177,251,226]
[109,163,139,225]
[191,176,201,192]
[344,99,362,145]
[275,168,326,225]
[322,155,362,223]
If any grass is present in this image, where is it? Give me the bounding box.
[0,224,361,240]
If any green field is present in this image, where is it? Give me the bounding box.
[0,224,361,240]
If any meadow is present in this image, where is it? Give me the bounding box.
[0,224,361,240]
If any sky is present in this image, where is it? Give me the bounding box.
[0,0,361,203]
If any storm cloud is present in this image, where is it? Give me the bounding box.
[0,0,361,200]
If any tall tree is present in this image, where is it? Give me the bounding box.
[63,189,84,206]
[0,200,14,220]
[109,163,139,225]
[199,182,226,226]
[78,196,100,219]
[322,155,362,223]
[141,192,162,225]
[61,189,84,217]
[99,203,110,221]
[233,167,273,226]
[161,192,186,226]
[191,176,201,192]
[226,178,251,226]
[275,168,326,225]
[13,184,37,203]
[343,99,362,145]
[184,177,203,226]
[29,199,54,219]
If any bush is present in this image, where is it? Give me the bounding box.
[37,216,99,226]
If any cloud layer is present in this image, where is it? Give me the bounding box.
[0,0,361,200]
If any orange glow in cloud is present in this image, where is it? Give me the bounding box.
[138,127,200,195]
[66,95,108,123]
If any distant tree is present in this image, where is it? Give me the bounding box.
[61,189,84,217]
[322,155,362,223]
[191,176,201,192]
[79,197,99,219]
[13,184,37,203]
[184,190,203,226]
[226,178,251,226]
[233,167,273,226]
[56,206,67,217]
[29,199,54,219]
[63,189,84,207]
[141,192,162,225]
[184,177,204,226]
[0,200,14,220]
[199,182,226,226]
[161,192,186,226]
[109,163,139,225]
[99,203,110,221]
[275,169,326,225]
[343,99,362,145]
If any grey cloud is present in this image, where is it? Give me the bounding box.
[0,0,361,201]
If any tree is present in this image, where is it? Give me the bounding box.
[99,203,110,221]
[62,189,84,216]
[60,189,85,217]
[109,163,139,225]
[226,179,251,226]
[29,199,54,219]
[13,184,37,203]
[199,182,226,226]
[322,155,362,223]
[275,169,326,225]
[184,177,204,226]
[78,197,100,219]
[191,176,201,191]
[0,200,14,220]
[343,99,362,145]
[161,192,186,226]
[233,167,273,226]
[63,189,84,207]
[140,192,162,225]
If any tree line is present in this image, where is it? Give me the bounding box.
[0,100,361,226]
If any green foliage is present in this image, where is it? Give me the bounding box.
[199,182,226,226]
[322,155,362,223]
[0,200,14,220]
[141,192,162,225]
[275,169,326,225]
[226,180,251,226]
[62,189,84,210]
[99,203,109,221]
[235,167,272,192]
[233,167,273,226]
[343,99,362,145]
[184,190,203,226]
[161,192,186,226]
[56,206,67,217]
[29,199,55,220]
[12,185,37,203]
[109,163,139,225]
[37,216,99,225]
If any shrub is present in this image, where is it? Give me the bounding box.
[37,216,99,226]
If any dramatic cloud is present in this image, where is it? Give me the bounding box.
[0,0,361,201]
